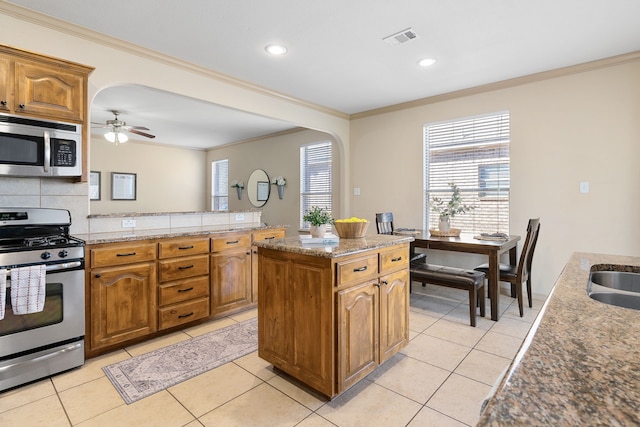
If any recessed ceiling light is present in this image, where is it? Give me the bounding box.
[418,58,437,67]
[265,44,287,55]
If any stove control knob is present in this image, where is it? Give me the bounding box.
[41,251,52,260]
[58,250,69,258]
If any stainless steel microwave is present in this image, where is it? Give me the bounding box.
[0,113,82,177]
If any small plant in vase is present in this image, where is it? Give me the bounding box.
[303,206,334,238]
[431,183,476,233]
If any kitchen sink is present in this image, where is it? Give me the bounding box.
[587,270,640,310]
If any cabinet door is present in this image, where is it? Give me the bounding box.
[90,262,157,350]
[337,280,379,393]
[211,247,251,315]
[379,269,410,363]
[0,57,10,113]
[15,61,84,121]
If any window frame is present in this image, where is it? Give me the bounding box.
[423,111,511,234]
[211,159,229,211]
[300,141,333,229]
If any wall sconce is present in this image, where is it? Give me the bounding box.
[230,180,244,200]
[271,176,286,199]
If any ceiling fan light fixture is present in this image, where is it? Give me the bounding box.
[265,44,287,56]
[105,130,128,144]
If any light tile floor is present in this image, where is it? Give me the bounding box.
[0,285,546,426]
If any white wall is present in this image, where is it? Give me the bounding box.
[349,60,640,295]
[207,129,339,234]
[90,138,207,214]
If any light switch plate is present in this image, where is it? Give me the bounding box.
[353,187,360,196]
[235,213,245,221]
[579,182,589,193]
[122,219,136,228]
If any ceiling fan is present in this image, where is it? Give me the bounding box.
[92,110,156,144]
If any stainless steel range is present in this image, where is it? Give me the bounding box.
[0,208,85,392]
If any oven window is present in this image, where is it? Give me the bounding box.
[0,283,63,337]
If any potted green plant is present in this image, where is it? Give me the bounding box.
[431,183,475,232]
[303,206,334,238]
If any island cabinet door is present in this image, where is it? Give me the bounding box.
[337,280,379,393]
[379,269,410,363]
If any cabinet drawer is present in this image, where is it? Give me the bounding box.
[159,297,210,330]
[159,276,210,306]
[337,255,378,286]
[379,246,409,274]
[90,243,156,268]
[252,229,285,243]
[159,255,209,282]
[158,238,209,259]
[211,234,251,252]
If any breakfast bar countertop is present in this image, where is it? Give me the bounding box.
[77,224,287,245]
[478,252,640,426]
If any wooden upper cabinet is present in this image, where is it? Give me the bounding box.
[14,61,84,122]
[0,45,93,123]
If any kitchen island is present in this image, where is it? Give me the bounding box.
[478,252,640,425]
[254,234,413,399]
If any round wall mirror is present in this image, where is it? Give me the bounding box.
[247,169,270,208]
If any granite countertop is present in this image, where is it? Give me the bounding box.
[478,252,640,426]
[77,224,287,245]
[253,234,414,258]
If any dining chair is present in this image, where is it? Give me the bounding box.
[375,212,426,264]
[474,218,541,317]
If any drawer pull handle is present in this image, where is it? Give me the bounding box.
[265,236,275,240]
[177,287,194,293]
[381,280,389,285]
[178,245,194,250]
[116,252,136,257]
[178,312,194,319]
[391,256,403,262]
[226,240,239,244]
[353,266,368,272]
[178,265,194,270]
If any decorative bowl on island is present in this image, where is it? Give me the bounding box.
[333,218,369,238]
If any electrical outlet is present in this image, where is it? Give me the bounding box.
[122,219,136,228]
[235,213,245,221]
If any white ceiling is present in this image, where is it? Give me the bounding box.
[6,0,640,149]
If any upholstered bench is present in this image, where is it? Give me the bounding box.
[410,263,486,327]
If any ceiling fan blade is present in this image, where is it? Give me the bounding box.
[129,126,151,131]
[91,122,110,128]
[128,128,156,139]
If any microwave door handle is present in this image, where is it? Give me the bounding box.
[43,130,51,172]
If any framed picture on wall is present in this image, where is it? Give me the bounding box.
[89,171,101,201]
[111,172,137,200]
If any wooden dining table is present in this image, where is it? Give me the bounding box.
[408,231,521,321]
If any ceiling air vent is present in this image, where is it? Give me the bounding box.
[383,28,419,46]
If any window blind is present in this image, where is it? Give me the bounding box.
[424,112,510,234]
[211,159,229,211]
[300,141,332,228]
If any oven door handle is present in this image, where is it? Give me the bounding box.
[4,261,82,276]
[0,342,83,374]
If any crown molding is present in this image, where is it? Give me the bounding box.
[350,50,640,120]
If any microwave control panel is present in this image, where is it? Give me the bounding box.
[52,139,76,166]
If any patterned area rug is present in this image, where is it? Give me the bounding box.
[103,317,258,404]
